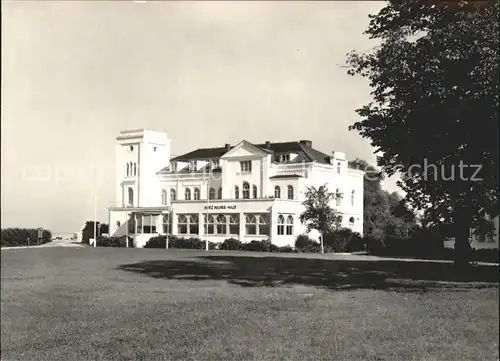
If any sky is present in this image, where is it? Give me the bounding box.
[1,1,399,233]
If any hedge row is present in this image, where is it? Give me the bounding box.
[144,229,498,263]
[144,236,296,253]
[1,228,52,247]
[95,235,134,248]
[143,230,372,253]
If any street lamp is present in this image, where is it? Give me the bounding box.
[204,160,213,251]
[166,214,170,250]
[125,202,129,248]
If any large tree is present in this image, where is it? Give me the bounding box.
[347,0,499,264]
[81,221,109,244]
[300,184,342,253]
[349,159,417,241]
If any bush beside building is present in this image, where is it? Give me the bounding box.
[142,230,497,263]
[95,235,133,248]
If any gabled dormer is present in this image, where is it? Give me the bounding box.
[275,152,299,163]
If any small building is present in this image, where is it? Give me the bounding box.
[108,129,364,248]
[73,232,82,242]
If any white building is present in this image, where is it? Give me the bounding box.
[108,129,364,248]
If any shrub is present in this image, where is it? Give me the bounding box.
[96,235,133,248]
[208,241,219,250]
[243,239,279,252]
[362,236,385,253]
[374,227,445,259]
[169,236,203,249]
[1,228,52,247]
[323,228,363,253]
[144,235,167,248]
[144,236,217,250]
[278,245,295,253]
[295,234,321,253]
[219,238,243,250]
[472,248,499,263]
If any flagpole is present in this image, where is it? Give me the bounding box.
[125,204,129,248]
[93,168,97,247]
[205,159,211,251]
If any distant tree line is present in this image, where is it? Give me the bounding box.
[1,228,52,247]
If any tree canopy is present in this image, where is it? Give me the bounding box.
[347,0,498,258]
[349,158,418,241]
[81,221,109,244]
[300,184,342,253]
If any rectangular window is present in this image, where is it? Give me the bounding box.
[240,160,252,172]
[244,214,270,236]
[229,215,239,235]
[162,215,172,234]
[188,214,199,235]
[277,225,284,235]
[229,224,239,235]
[143,225,157,234]
[204,215,215,235]
[246,224,257,235]
[189,224,199,235]
[139,215,158,234]
[286,225,293,235]
[136,215,143,234]
[279,154,290,163]
[259,224,270,236]
[178,214,188,234]
[216,224,227,235]
[178,224,188,234]
[258,214,269,236]
[205,224,215,234]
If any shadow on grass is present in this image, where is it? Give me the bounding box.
[117,255,499,292]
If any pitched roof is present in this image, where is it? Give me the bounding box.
[269,174,304,179]
[171,146,232,162]
[157,163,222,175]
[170,141,332,165]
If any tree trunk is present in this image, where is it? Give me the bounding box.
[320,232,324,254]
[453,211,473,267]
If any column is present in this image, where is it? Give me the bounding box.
[172,211,178,236]
[154,214,160,235]
[269,206,276,244]
[198,212,204,239]
[239,213,245,241]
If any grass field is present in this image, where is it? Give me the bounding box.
[1,248,499,361]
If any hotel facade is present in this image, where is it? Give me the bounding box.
[108,129,364,248]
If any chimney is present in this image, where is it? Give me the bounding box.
[265,141,271,149]
[332,151,346,160]
[299,140,312,148]
[225,143,231,151]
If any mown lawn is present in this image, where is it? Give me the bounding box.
[1,248,498,361]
